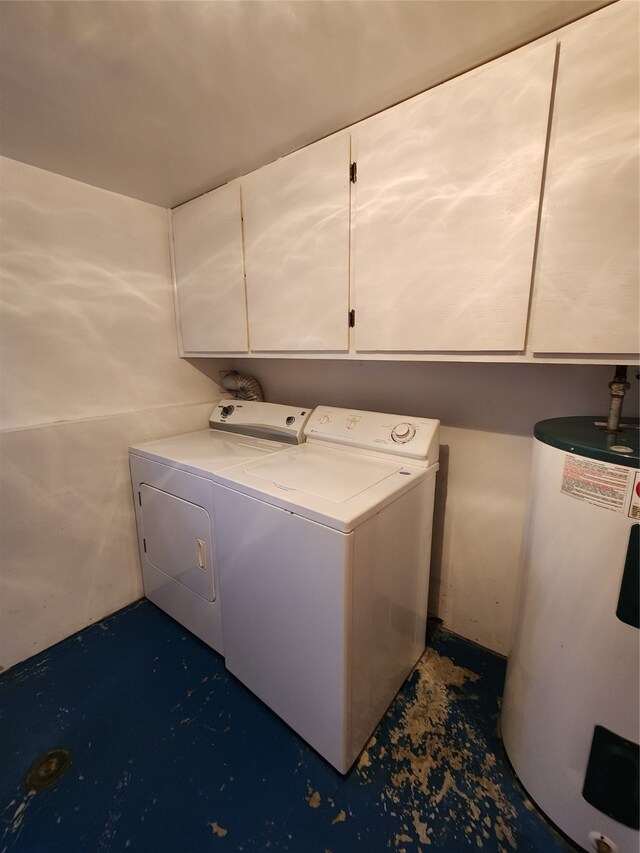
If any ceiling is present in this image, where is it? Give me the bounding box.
[0,0,608,209]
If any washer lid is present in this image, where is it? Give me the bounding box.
[215,443,439,532]
[247,444,401,502]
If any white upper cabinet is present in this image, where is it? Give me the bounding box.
[353,40,556,352]
[169,4,637,363]
[241,133,351,352]
[172,181,248,353]
[530,1,639,356]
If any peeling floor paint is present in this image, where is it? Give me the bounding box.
[307,790,322,809]
[355,648,523,851]
[0,601,574,853]
[209,821,228,837]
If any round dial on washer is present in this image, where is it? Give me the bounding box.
[220,404,235,417]
[391,422,416,443]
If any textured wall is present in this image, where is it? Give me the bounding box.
[0,158,223,670]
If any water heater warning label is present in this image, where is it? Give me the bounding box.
[561,454,630,513]
[629,471,640,520]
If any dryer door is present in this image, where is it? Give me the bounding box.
[139,484,215,602]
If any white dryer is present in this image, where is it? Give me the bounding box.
[212,405,440,773]
[129,401,311,655]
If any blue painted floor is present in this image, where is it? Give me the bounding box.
[1,600,576,852]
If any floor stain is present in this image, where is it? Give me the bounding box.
[209,821,227,837]
[358,647,520,851]
[307,789,321,809]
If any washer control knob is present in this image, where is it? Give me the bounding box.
[286,416,295,426]
[347,418,357,430]
[391,423,416,443]
[319,415,330,425]
[220,404,235,418]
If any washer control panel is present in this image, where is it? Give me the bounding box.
[305,406,439,465]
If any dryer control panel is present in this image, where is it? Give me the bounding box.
[209,401,312,445]
[305,406,439,465]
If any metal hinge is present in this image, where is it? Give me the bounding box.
[349,309,356,327]
[350,162,357,183]
[143,538,147,553]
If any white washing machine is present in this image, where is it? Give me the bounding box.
[212,405,440,773]
[128,401,311,655]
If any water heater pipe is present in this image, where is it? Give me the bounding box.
[605,365,630,433]
[221,371,264,402]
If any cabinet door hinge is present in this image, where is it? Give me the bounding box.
[349,309,356,327]
[350,162,357,183]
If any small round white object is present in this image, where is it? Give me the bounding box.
[391,423,415,443]
[319,415,329,425]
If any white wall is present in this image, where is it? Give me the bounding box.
[231,358,639,654]
[0,157,224,671]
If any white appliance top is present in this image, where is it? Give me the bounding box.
[248,445,402,503]
[129,401,312,477]
[214,405,440,532]
[304,405,439,466]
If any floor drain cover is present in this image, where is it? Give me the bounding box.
[26,749,71,790]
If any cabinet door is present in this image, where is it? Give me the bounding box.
[241,133,351,352]
[172,181,248,353]
[531,2,639,355]
[353,40,556,352]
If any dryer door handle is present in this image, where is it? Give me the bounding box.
[196,538,206,570]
